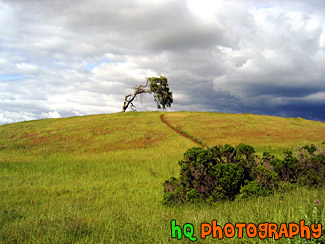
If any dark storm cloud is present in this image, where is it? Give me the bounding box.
[277,102,325,121]
[0,0,324,124]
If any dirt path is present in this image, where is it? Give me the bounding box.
[160,114,204,147]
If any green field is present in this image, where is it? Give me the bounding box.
[1,111,325,243]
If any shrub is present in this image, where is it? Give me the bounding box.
[270,151,298,182]
[163,144,325,205]
[296,145,325,186]
[163,144,256,204]
[254,166,279,190]
[240,181,263,198]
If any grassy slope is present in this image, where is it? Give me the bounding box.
[165,112,325,154]
[1,111,325,243]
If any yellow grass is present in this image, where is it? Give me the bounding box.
[1,111,325,243]
[164,111,325,153]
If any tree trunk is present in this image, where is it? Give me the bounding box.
[122,93,137,112]
[122,83,150,112]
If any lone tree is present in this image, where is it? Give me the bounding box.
[122,76,173,112]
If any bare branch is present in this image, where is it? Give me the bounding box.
[122,83,150,112]
[121,76,173,112]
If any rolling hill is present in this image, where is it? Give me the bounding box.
[1,111,325,243]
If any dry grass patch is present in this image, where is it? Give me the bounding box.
[165,112,325,153]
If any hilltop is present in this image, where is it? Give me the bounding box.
[1,111,324,157]
[1,111,325,243]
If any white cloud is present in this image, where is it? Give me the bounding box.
[0,0,325,124]
[41,111,61,119]
[212,3,325,107]
[16,63,39,72]
[0,110,37,124]
[305,92,325,101]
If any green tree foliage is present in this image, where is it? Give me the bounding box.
[163,144,325,205]
[122,76,173,112]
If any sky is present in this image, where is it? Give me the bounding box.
[0,0,324,124]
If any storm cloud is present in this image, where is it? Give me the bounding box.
[0,0,324,124]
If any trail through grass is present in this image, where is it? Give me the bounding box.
[165,112,325,154]
[1,111,325,243]
[160,114,204,147]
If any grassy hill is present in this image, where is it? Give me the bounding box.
[164,112,325,154]
[1,111,325,243]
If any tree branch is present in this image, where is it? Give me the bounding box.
[122,83,150,112]
[121,76,173,112]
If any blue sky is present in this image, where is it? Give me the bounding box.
[0,0,324,124]
[0,74,25,81]
[85,59,109,71]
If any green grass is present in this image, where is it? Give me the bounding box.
[1,111,325,243]
[165,112,325,155]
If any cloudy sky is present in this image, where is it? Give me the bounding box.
[1,0,324,124]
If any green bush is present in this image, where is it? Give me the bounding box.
[254,166,279,190]
[163,144,325,205]
[270,151,298,182]
[163,144,256,204]
[240,181,263,198]
[296,145,325,186]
